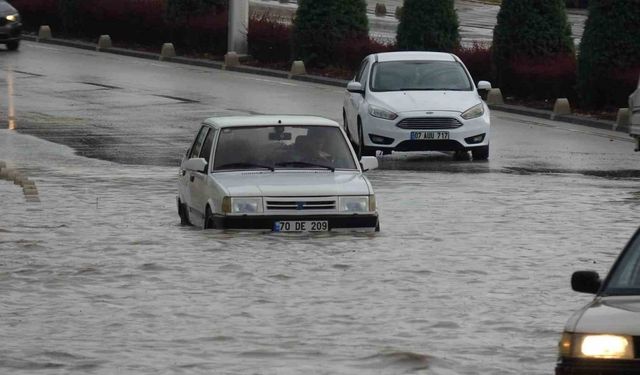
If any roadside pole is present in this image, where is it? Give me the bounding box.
[228,0,249,55]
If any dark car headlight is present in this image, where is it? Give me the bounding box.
[559,332,635,360]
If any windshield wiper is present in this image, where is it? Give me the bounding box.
[215,162,274,171]
[275,161,335,172]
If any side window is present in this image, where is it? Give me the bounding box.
[200,129,216,166]
[355,59,369,83]
[189,126,209,159]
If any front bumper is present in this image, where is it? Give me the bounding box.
[212,214,379,231]
[361,109,490,152]
[556,358,640,375]
[0,22,21,42]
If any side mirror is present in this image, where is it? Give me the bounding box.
[360,156,378,171]
[184,157,208,173]
[347,81,364,95]
[571,271,601,294]
[477,81,492,91]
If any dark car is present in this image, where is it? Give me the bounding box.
[0,1,21,51]
[556,227,640,374]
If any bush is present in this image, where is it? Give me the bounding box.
[164,0,226,22]
[492,0,574,96]
[293,0,368,67]
[396,0,459,52]
[248,14,292,63]
[455,43,492,84]
[335,36,395,71]
[10,0,59,30]
[509,54,577,100]
[577,0,640,109]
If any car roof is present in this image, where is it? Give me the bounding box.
[373,51,456,63]
[203,115,340,129]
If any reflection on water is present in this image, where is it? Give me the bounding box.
[0,137,639,375]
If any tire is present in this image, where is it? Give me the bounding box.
[357,120,376,158]
[6,41,19,51]
[471,145,489,161]
[375,219,380,232]
[178,200,191,226]
[453,150,470,161]
[203,206,215,229]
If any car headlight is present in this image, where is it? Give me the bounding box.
[461,103,485,120]
[6,14,19,22]
[558,332,635,359]
[223,197,263,214]
[368,105,398,120]
[339,196,372,212]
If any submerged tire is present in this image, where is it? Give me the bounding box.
[203,206,215,229]
[472,145,489,161]
[178,201,191,226]
[6,41,19,51]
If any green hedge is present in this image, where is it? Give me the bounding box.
[577,0,640,109]
[396,0,459,52]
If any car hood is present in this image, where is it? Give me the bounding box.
[567,296,640,335]
[0,1,17,14]
[213,171,372,197]
[371,90,482,113]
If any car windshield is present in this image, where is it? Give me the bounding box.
[213,125,358,171]
[603,232,640,295]
[370,61,472,92]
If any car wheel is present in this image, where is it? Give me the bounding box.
[6,41,19,51]
[472,145,489,161]
[203,206,215,229]
[453,150,470,161]
[178,200,191,226]
[375,219,380,232]
[357,120,375,158]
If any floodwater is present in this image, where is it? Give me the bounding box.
[1,130,639,374]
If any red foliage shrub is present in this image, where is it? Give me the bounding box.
[11,0,59,29]
[78,0,166,43]
[335,35,395,71]
[248,14,292,63]
[508,54,577,100]
[455,43,492,84]
[176,11,228,54]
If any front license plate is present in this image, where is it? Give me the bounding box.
[274,221,329,232]
[411,131,450,140]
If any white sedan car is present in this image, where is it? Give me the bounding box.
[177,116,379,232]
[629,75,640,152]
[343,51,492,160]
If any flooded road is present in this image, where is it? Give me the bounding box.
[1,130,638,374]
[1,41,639,374]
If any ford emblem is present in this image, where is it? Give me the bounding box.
[297,202,304,210]
[425,111,434,115]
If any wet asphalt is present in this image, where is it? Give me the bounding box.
[0,41,639,374]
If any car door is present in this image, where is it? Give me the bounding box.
[189,127,217,221]
[181,125,209,216]
[345,58,371,138]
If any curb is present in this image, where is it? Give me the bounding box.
[489,104,620,133]
[23,36,622,133]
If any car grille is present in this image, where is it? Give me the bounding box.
[265,198,336,211]
[634,336,640,358]
[396,117,463,130]
[0,19,7,27]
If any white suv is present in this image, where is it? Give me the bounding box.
[343,51,492,160]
